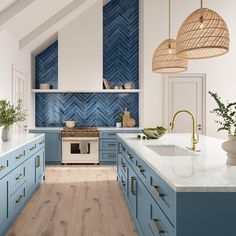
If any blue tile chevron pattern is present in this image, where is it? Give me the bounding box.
[103,0,139,89]
[36,93,139,127]
[35,41,58,89]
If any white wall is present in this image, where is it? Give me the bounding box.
[58,0,103,90]
[0,29,32,129]
[140,0,236,138]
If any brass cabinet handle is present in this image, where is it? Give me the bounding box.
[16,194,23,204]
[130,177,136,195]
[121,162,126,168]
[127,153,133,159]
[36,155,41,168]
[16,173,23,181]
[39,141,44,145]
[137,165,144,173]
[122,180,126,187]
[0,165,6,171]
[152,185,165,197]
[108,143,116,146]
[29,145,36,151]
[16,154,23,160]
[152,219,165,234]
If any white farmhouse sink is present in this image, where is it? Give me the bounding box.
[146,145,197,156]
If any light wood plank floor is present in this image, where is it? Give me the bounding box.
[7,165,137,236]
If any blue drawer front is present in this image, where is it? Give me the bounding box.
[100,139,117,150]
[0,154,11,180]
[100,151,116,162]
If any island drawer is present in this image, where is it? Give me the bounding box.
[149,196,175,236]
[100,139,117,150]
[10,147,27,168]
[117,151,128,179]
[148,169,176,226]
[9,163,27,196]
[10,182,27,216]
[0,154,11,179]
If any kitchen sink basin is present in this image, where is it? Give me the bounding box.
[146,145,197,156]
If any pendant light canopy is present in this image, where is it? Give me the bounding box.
[176,1,230,59]
[152,0,187,74]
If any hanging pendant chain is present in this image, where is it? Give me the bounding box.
[200,0,204,22]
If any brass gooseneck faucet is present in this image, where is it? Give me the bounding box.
[170,110,199,151]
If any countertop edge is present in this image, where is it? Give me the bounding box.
[0,134,45,158]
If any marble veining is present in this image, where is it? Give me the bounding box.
[117,133,236,192]
[0,134,44,158]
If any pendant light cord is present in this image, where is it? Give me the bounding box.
[201,0,203,8]
[168,0,171,40]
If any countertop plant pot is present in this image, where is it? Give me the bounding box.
[222,135,236,165]
[116,122,122,128]
[1,127,13,142]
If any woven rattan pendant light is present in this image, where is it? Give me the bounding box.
[152,0,187,74]
[176,0,230,59]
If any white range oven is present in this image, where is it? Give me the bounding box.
[61,128,99,164]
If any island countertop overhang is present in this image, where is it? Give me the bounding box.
[117,133,236,192]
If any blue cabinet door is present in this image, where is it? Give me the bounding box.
[127,164,137,218]
[29,130,61,164]
[0,176,9,235]
[136,177,154,236]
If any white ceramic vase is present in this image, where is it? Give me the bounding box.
[1,127,13,142]
[222,135,236,165]
[116,122,122,128]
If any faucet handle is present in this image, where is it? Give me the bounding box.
[193,134,199,144]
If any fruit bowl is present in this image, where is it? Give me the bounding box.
[142,126,167,139]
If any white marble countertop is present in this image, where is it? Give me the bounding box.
[0,133,44,158]
[117,133,236,192]
[29,127,141,131]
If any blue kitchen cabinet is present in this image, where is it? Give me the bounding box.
[0,135,45,236]
[29,130,61,164]
[99,129,140,164]
[0,175,9,233]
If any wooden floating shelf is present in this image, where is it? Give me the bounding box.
[31,89,141,93]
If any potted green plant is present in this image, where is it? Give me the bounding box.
[0,99,27,142]
[209,92,236,165]
[115,112,123,128]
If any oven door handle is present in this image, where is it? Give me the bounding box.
[62,137,99,142]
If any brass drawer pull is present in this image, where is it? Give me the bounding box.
[127,153,133,159]
[122,146,125,151]
[16,194,23,204]
[108,143,116,146]
[152,219,165,234]
[152,185,165,197]
[36,155,41,168]
[122,180,126,187]
[16,154,23,160]
[0,165,6,171]
[131,177,136,195]
[137,165,144,173]
[121,162,126,168]
[39,141,44,145]
[29,145,36,151]
[16,173,23,181]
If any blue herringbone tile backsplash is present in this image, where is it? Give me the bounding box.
[35,0,139,127]
[36,93,139,127]
[35,41,58,89]
[103,0,139,88]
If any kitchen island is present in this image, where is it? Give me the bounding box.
[117,133,236,236]
[0,134,45,236]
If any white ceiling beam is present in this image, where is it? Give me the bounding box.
[0,0,35,28]
[19,0,101,50]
